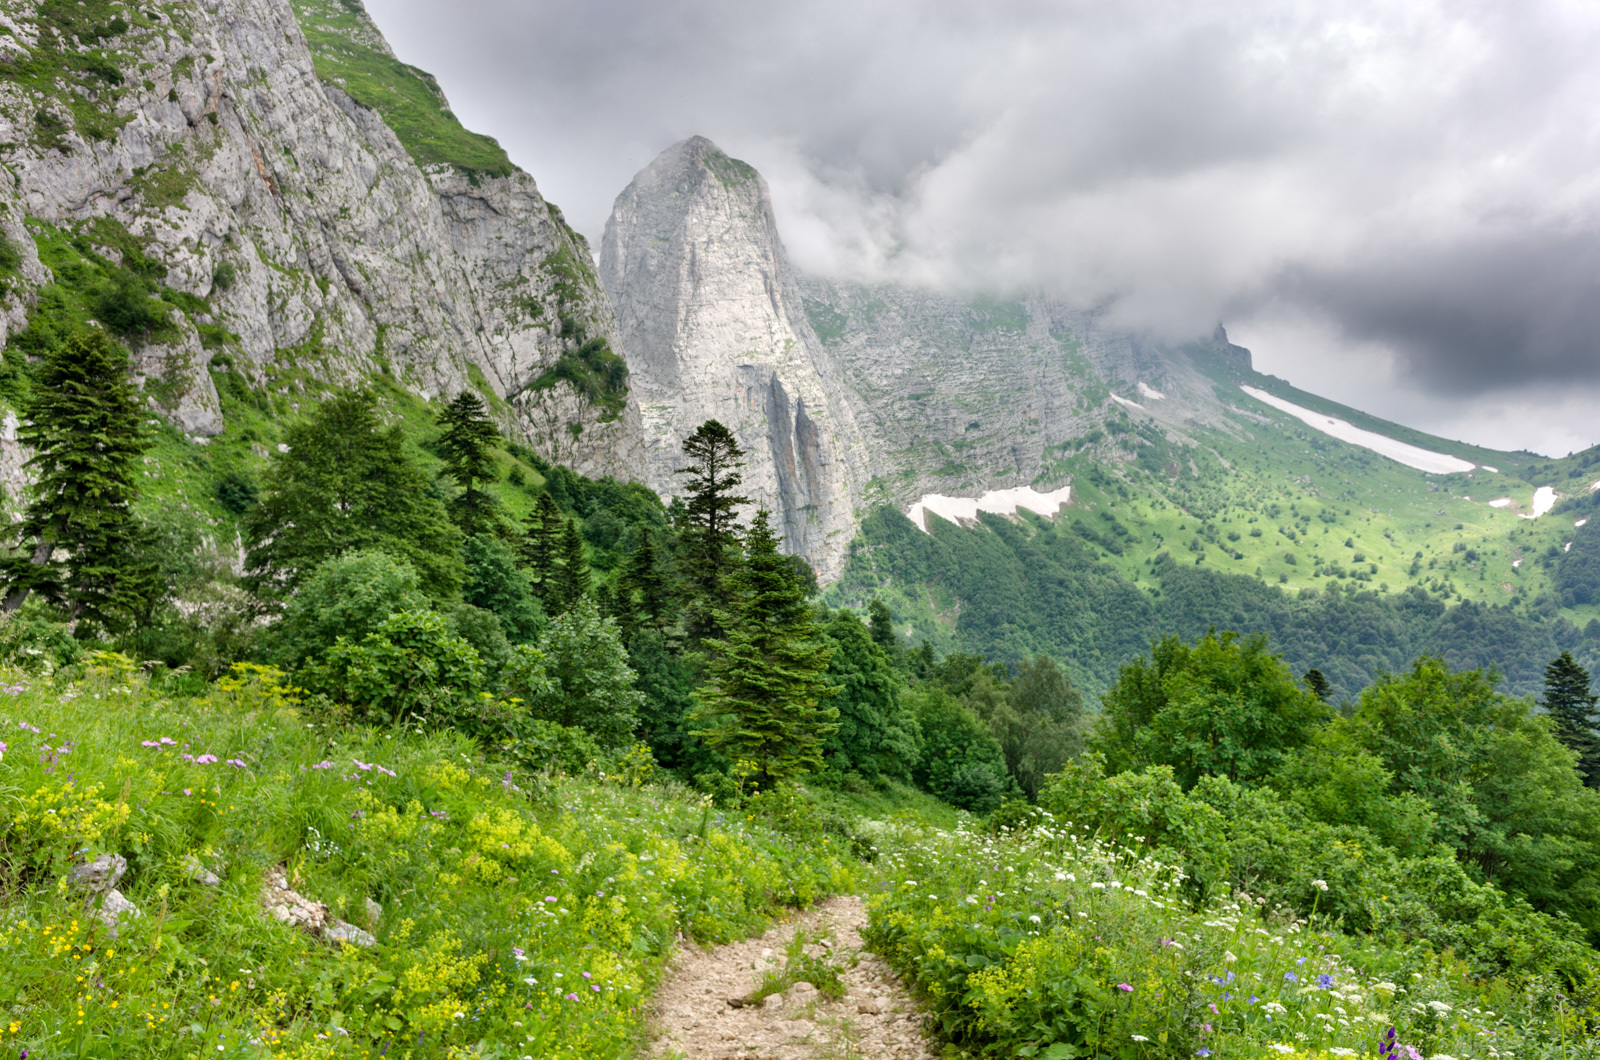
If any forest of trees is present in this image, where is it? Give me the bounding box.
[5,352,1600,976]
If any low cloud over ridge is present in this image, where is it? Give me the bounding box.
[365,0,1600,454]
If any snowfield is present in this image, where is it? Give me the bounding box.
[1489,498,1513,508]
[1137,382,1166,400]
[1521,486,1558,519]
[1239,386,1477,474]
[908,485,1073,534]
[1109,393,1145,411]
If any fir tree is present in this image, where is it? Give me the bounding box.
[550,517,590,615]
[1,328,156,631]
[436,390,502,537]
[244,389,462,597]
[868,598,897,654]
[674,420,748,639]
[692,509,837,787]
[519,493,562,602]
[1304,668,1333,701]
[617,526,673,633]
[1545,651,1600,786]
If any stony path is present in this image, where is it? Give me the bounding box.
[645,896,937,1060]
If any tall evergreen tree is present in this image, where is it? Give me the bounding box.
[1304,668,1333,701]
[436,390,502,537]
[868,598,897,653]
[519,493,562,602]
[1545,650,1600,786]
[550,517,590,615]
[244,389,462,597]
[691,509,837,787]
[617,525,673,633]
[674,420,748,639]
[1,328,156,631]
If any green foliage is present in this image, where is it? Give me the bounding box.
[270,549,429,670]
[803,297,848,345]
[530,596,644,747]
[1545,650,1600,784]
[907,686,1009,813]
[693,510,837,785]
[0,666,854,1058]
[3,327,156,632]
[745,926,848,1003]
[822,610,923,782]
[985,655,1087,800]
[436,390,504,537]
[1557,520,1600,607]
[244,389,463,598]
[0,596,82,673]
[290,0,515,176]
[675,419,749,640]
[1094,631,1331,788]
[462,533,545,644]
[519,492,563,603]
[866,812,1598,1060]
[552,516,592,614]
[530,336,630,421]
[305,608,484,724]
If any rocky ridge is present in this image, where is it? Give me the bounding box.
[0,0,643,478]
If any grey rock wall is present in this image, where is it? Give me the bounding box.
[600,137,871,577]
[0,0,642,479]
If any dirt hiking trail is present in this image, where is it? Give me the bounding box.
[645,895,938,1059]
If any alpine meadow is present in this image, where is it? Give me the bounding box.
[0,1,1598,1059]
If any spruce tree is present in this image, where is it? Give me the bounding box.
[868,598,897,653]
[692,509,837,787]
[674,420,748,639]
[1304,668,1332,702]
[244,389,462,597]
[1,328,156,631]
[551,518,590,615]
[436,390,502,538]
[617,526,673,633]
[1545,651,1600,786]
[519,493,562,602]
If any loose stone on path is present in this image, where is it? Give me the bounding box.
[646,895,935,1059]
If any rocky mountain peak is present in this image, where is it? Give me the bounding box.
[600,137,870,577]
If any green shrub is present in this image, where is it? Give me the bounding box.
[304,609,484,723]
[531,596,643,746]
[271,549,428,669]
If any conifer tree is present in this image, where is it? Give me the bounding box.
[519,493,562,601]
[692,509,837,787]
[1304,668,1333,701]
[617,526,673,633]
[675,420,748,639]
[1545,651,1600,786]
[869,598,897,654]
[245,389,462,597]
[551,518,590,615]
[1,328,156,630]
[436,390,502,538]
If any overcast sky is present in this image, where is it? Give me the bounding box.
[364,0,1600,457]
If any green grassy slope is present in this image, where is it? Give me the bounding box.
[829,342,1600,699]
[290,0,515,177]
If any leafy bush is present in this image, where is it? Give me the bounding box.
[0,597,81,673]
[865,814,1597,1060]
[304,609,484,723]
[531,596,644,746]
[271,549,428,669]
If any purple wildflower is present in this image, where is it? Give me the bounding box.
[196,754,218,764]
[1117,983,1133,992]
[227,759,246,768]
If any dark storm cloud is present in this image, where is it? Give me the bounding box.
[363,0,1600,445]
[1270,232,1600,394]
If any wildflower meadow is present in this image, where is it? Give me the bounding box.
[0,656,853,1058]
[862,808,1598,1060]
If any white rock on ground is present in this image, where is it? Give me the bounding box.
[260,869,376,948]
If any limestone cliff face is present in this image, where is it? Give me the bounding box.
[0,0,643,479]
[600,137,871,577]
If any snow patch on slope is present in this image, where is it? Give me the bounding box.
[1137,382,1165,400]
[1240,386,1477,474]
[1109,393,1144,411]
[1520,486,1558,519]
[908,486,1073,534]
[1488,498,1513,508]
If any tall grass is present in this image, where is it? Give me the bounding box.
[0,657,853,1058]
[863,809,1595,1060]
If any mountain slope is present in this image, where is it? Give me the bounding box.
[0,0,642,479]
